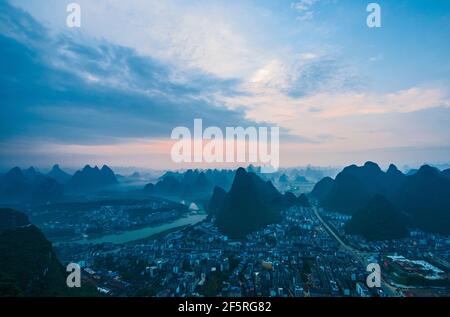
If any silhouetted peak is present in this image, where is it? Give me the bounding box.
[386,164,402,176]
[101,165,113,173]
[247,164,257,173]
[25,167,37,174]
[51,164,61,171]
[67,164,117,191]
[130,171,140,177]
[406,169,418,176]
[341,164,358,173]
[47,164,71,184]
[6,167,24,178]
[235,167,247,177]
[208,186,227,215]
[216,168,281,237]
[416,165,439,177]
[318,176,334,184]
[442,168,450,179]
[387,163,397,171]
[364,161,381,172]
[82,165,93,171]
[144,182,155,192]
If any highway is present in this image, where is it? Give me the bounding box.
[312,206,402,297]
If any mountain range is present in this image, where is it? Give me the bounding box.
[311,162,450,235]
[0,167,63,204]
[0,164,120,203]
[144,169,235,201]
[65,165,118,192]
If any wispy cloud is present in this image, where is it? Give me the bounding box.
[291,0,319,21]
[0,1,252,145]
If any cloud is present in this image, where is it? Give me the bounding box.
[2,0,450,168]
[0,1,253,148]
[291,0,319,21]
[303,87,450,118]
[218,48,450,147]
[11,0,269,80]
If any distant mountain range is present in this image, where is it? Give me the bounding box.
[0,164,119,203]
[66,165,118,192]
[144,169,235,202]
[0,208,97,296]
[311,161,450,235]
[0,167,63,204]
[46,164,72,184]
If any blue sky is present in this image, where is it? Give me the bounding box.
[0,0,449,170]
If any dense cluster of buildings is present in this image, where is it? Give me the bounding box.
[320,210,450,296]
[53,204,450,297]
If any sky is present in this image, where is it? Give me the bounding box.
[0,0,449,171]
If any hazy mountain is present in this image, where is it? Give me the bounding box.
[392,165,450,235]
[23,167,40,179]
[272,192,297,210]
[313,162,450,235]
[145,169,234,201]
[279,174,289,183]
[345,195,409,241]
[207,186,227,215]
[0,208,97,296]
[0,167,63,203]
[129,172,140,178]
[312,162,403,215]
[144,175,183,197]
[206,170,235,190]
[441,168,450,180]
[215,168,281,238]
[182,172,213,199]
[310,176,334,202]
[66,165,118,192]
[385,164,406,188]
[46,164,72,184]
[271,192,311,210]
[295,175,309,183]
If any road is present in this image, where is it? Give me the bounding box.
[312,206,402,297]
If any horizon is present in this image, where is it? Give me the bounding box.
[2,160,450,176]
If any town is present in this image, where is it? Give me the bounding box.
[55,204,450,297]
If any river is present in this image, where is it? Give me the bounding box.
[71,213,207,244]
